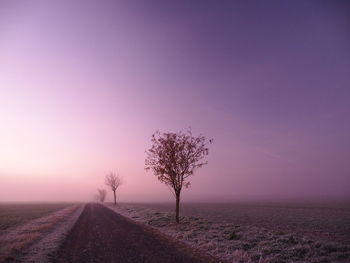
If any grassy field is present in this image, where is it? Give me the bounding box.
[112,202,350,262]
[0,203,74,231]
[125,201,350,245]
[0,204,81,262]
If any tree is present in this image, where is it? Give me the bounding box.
[93,194,99,202]
[145,130,212,223]
[105,172,123,205]
[97,188,107,202]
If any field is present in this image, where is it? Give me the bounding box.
[125,202,350,245]
[0,203,74,231]
[0,203,82,262]
[1,202,349,262]
[109,202,350,263]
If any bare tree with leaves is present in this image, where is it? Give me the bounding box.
[145,130,212,223]
[105,172,123,205]
[97,188,107,202]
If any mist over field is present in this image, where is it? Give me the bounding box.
[1,2,350,262]
[0,1,349,204]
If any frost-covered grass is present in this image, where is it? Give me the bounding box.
[0,203,73,231]
[22,205,84,263]
[0,204,81,262]
[105,203,350,263]
[123,202,350,245]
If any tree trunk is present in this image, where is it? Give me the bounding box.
[175,193,180,223]
[113,190,116,205]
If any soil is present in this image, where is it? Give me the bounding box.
[54,203,219,263]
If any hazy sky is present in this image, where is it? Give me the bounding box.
[0,0,349,202]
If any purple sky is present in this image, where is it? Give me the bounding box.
[0,0,349,202]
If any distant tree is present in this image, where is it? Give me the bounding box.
[97,188,107,202]
[93,194,99,202]
[145,130,212,223]
[105,172,123,205]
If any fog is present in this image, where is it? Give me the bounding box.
[1,1,349,203]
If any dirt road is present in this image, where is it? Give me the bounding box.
[54,203,218,263]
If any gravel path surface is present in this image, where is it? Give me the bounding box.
[54,203,219,263]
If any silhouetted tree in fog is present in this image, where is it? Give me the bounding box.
[105,172,123,205]
[145,130,212,223]
[93,194,99,202]
[97,188,107,202]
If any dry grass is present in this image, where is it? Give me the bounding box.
[106,203,350,263]
[0,205,79,262]
[0,203,73,231]
[232,250,272,263]
[121,202,350,245]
